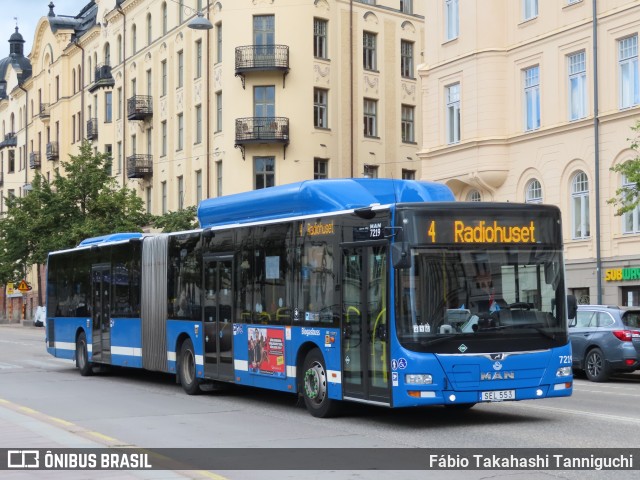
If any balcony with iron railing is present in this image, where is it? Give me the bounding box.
[0,132,17,149]
[127,154,153,179]
[39,103,50,119]
[87,118,98,140]
[46,142,59,160]
[127,96,153,120]
[235,45,290,88]
[234,116,289,159]
[88,63,115,93]
[29,152,41,169]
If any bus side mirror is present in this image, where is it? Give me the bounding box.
[392,242,411,269]
[567,294,577,320]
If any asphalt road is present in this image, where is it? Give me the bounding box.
[1,324,639,479]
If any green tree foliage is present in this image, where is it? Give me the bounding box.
[0,140,151,289]
[609,121,640,216]
[151,205,198,233]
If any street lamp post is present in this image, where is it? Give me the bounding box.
[167,0,214,30]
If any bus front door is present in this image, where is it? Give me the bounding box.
[203,256,234,381]
[341,244,390,405]
[91,264,111,364]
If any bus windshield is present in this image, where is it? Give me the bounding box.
[395,247,567,351]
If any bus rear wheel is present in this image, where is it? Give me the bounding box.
[302,349,339,418]
[76,331,93,376]
[179,338,202,395]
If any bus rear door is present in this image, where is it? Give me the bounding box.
[341,244,390,405]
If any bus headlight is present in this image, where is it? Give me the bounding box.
[556,367,572,377]
[405,374,433,385]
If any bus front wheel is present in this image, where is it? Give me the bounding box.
[179,338,202,395]
[302,349,339,418]
[76,331,93,376]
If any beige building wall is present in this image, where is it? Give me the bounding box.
[419,0,640,306]
[1,0,424,319]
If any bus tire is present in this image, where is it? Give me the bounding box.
[179,338,202,395]
[76,331,93,377]
[302,349,339,418]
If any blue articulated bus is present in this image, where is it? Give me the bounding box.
[45,179,574,417]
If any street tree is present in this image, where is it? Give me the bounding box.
[152,205,198,233]
[609,121,640,216]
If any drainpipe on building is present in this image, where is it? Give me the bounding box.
[18,85,28,192]
[350,1,354,178]
[117,3,127,187]
[593,0,602,304]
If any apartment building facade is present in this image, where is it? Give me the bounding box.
[0,0,424,321]
[419,0,640,306]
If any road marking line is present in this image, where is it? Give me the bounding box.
[504,402,640,424]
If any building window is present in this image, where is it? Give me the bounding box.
[132,24,137,54]
[619,35,639,109]
[523,0,538,21]
[196,170,203,204]
[177,176,184,211]
[146,187,152,215]
[363,32,377,71]
[177,113,184,151]
[401,40,414,78]
[524,65,540,131]
[621,172,640,234]
[72,114,76,143]
[162,2,168,35]
[117,87,122,119]
[525,179,542,203]
[195,40,202,78]
[177,50,184,89]
[254,86,275,118]
[117,141,122,173]
[105,92,112,123]
[179,0,184,23]
[161,60,167,96]
[161,121,167,156]
[445,0,459,41]
[401,104,415,143]
[568,51,587,120]
[467,190,482,202]
[161,181,167,214]
[446,83,460,144]
[8,150,15,173]
[147,13,152,46]
[195,105,202,144]
[364,164,378,178]
[216,23,223,63]
[402,169,416,180]
[571,171,590,239]
[255,156,275,189]
[146,69,152,96]
[314,158,328,179]
[216,161,223,197]
[314,88,328,128]
[363,98,377,137]
[105,144,113,176]
[400,0,413,14]
[314,18,328,59]
[216,92,222,132]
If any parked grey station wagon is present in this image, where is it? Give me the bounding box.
[569,305,640,381]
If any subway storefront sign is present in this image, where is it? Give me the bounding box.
[605,267,640,282]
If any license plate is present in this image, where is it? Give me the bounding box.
[481,390,515,402]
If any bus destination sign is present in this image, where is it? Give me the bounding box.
[425,219,541,244]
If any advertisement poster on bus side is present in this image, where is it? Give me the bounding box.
[248,326,285,378]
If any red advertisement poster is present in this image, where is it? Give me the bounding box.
[248,327,286,377]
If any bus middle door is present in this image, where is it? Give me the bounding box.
[341,243,390,405]
[91,264,111,364]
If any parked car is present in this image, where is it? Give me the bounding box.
[569,305,640,381]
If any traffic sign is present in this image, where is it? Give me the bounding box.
[17,280,32,293]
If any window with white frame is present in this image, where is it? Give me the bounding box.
[177,176,184,211]
[161,121,167,156]
[445,0,459,41]
[314,88,328,128]
[363,32,377,71]
[255,156,275,189]
[621,172,640,233]
[568,51,587,120]
[364,98,377,137]
[525,179,542,203]
[619,35,639,109]
[524,65,540,131]
[216,92,222,132]
[161,181,167,214]
[401,104,414,143]
[161,60,167,96]
[467,190,481,202]
[195,40,202,79]
[216,161,223,197]
[364,164,379,178]
[196,170,203,204]
[402,169,416,180]
[571,171,590,239]
[177,113,184,151]
[523,0,538,21]
[314,158,328,179]
[177,50,184,89]
[195,105,202,144]
[401,40,414,78]
[314,19,328,59]
[446,83,460,144]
